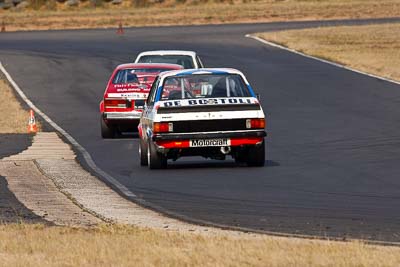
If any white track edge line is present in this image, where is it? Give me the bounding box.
[0,61,137,198]
[245,34,400,86]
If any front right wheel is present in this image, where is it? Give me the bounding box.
[148,141,167,169]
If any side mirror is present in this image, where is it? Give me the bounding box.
[256,93,261,100]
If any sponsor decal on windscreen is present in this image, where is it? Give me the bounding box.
[161,97,257,107]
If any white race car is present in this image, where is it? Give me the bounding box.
[138,68,267,169]
[134,50,204,69]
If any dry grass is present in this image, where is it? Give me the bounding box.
[0,0,400,31]
[0,223,398,267]
[257,23,400,82]
[0,79,41,133]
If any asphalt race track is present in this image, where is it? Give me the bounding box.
[1,18,400,242]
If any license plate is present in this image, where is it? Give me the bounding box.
[190,138,231,147]
[106,113,141,119]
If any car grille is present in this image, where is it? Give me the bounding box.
[172,119,247,133]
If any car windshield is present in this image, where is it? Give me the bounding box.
[137,55,194,69]
[113,68,174,84]
[160,74,252,100]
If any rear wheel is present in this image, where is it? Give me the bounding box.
[139,138,148,166]
[148,141,167,169]
[246,140,265,167]
[234,150,247,164]
[100,116,115,139]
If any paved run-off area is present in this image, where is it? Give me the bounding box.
[0,132,99,225]
[0,132,233,234]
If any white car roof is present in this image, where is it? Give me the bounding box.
[158,68,250,84]
[159,68,240,77]
[136,50,197,57]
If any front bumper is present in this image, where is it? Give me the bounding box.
[103,111,141,120]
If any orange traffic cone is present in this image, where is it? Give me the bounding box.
[116,21,124,35]
[27,109,38,134]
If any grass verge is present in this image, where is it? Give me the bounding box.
[0,223,399,266]
[256,23,400,82]
[0,0,400,31]
[0,79,41,133]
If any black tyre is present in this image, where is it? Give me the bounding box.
[148,141,167,169]
[100,116,115,139]
[246,140,265,167]
[234,150,247,164]
[139,138,148,166]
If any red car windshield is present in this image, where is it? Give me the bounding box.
[113,68,175,84]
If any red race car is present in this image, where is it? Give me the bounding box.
[100,63,183,138]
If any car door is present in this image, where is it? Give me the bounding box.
[142,76,160,141]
